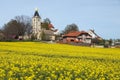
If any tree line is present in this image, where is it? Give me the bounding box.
[0,15,32,40]
[0,15,119,48]
[0,16,56,41]
[0,14,80,41]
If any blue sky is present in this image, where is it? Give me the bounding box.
[0,0,120,39]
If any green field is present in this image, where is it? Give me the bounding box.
[0,42,120,80]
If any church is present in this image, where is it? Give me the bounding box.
[32,9,42,40]
[23,9,57,41]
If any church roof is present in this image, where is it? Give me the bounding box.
[34,10,41,18]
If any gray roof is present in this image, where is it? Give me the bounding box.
[43,30,54,35]
[34,10,41,18]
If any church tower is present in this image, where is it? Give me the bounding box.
[32,8,42,40]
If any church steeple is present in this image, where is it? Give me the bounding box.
[32,8,42,40]
[34,8,41,18]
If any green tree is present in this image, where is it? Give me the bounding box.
[43,18,51,24]
[41,23,49,30]
[41,18,52,30]
[62,23,79,34]
[41,31,46,40]
[109,39,113,47]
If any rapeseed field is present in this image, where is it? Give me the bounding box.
[0,42,120,80]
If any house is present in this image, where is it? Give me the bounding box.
[88,29,102,40]
[62,31,92,44]
[42,30,56,41]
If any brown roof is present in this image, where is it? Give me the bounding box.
[64,31,89,37]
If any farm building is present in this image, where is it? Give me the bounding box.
[62,31,92,44]
[61,30,102,45]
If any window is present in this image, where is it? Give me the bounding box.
[71,39,74,42]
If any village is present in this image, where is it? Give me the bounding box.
[0,9,120,48]
[1,1,120,79]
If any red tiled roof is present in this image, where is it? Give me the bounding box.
[64,31,88,37]
[48,24,54,29]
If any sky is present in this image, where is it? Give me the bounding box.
[0,0,120,39]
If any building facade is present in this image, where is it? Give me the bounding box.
[88,29,102,40]
[32,9,42,40]
[62,31,92,44]
[30,9,57,41]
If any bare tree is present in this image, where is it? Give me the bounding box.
[2,15,32,40]
[15,15,32,34]
[0,29,5,41]
[3,20,24,39]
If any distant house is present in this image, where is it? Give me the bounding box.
[62,31,92,44]
[88,29,102,40]
[42,30,56,41]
